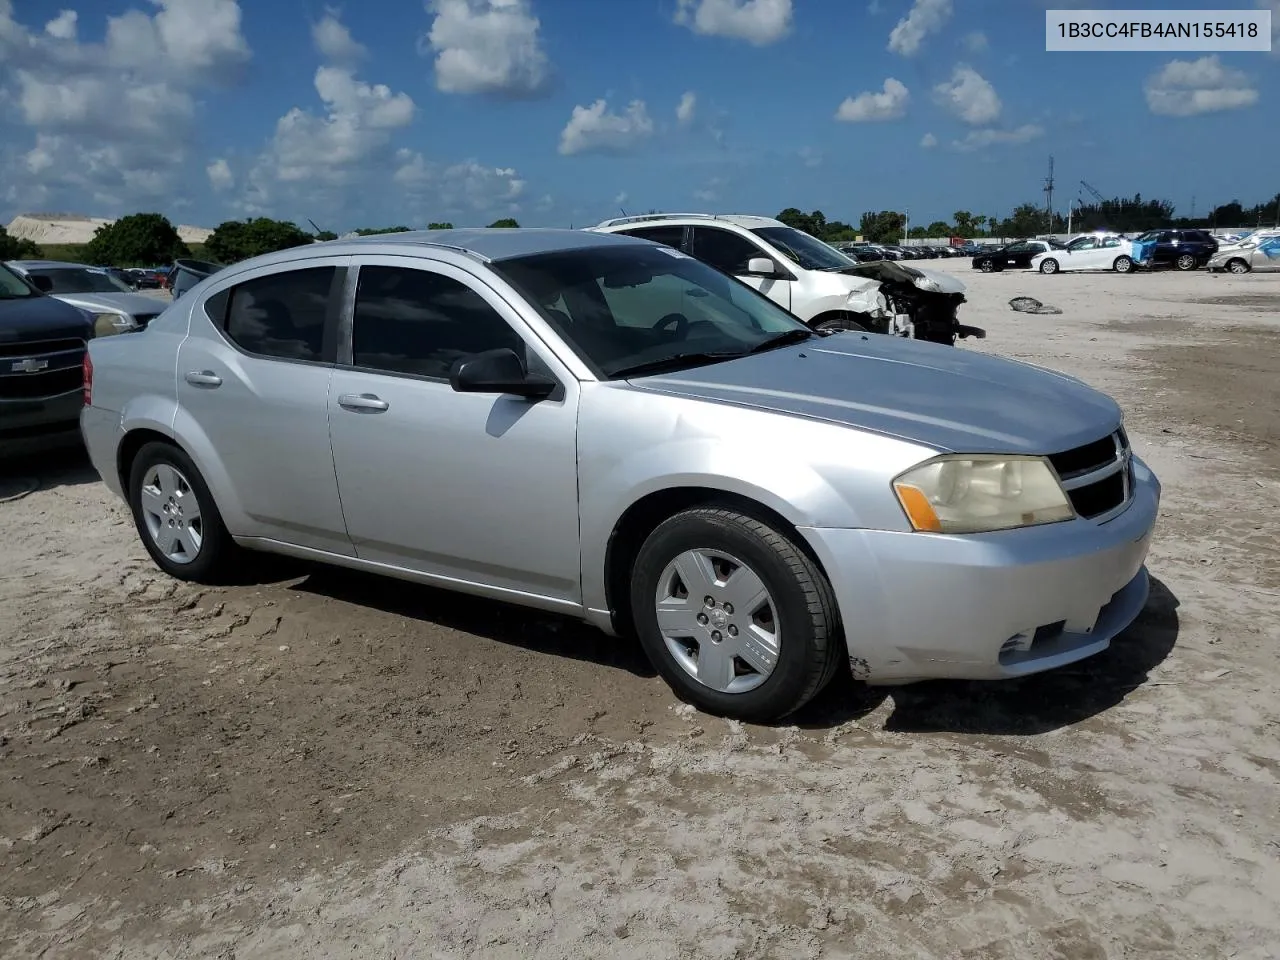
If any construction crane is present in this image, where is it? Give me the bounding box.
[1080,180,1106,204]
[1043,156,1055,231]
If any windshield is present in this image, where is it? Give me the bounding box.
[492,244,812,380]
[750,226,855,271]
[31,267,133,294]
[0,263,38,299]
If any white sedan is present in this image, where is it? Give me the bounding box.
[1029,234,1136,274]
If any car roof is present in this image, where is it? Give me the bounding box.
[6,260,99,271]
[591,213,785,231]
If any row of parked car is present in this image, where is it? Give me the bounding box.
[832,241,973,263]
[968,227,1280,275]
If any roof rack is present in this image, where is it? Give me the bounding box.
[593,212,723,228]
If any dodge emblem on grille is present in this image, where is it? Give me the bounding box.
[10,357,50,373]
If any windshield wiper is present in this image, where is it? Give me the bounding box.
[746,329,813,353]
[610,351,744,379]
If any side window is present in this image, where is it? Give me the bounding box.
[622,225,685,248]
[351,265,525,380]
[224,266,335,362]
[1006,242,1029,254]
[1068,237,1096,251]
[691,227,764,275]
[1102,237,1120,248]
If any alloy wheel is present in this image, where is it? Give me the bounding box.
[139,463,204,564]
[653,548,780,694]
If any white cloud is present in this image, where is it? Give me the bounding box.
[558,99,655,156]
[391,149,527,217]
[0,0,251,211]
[674,0,792,45]
[424,0,550,97]
[44,10,77,40]
[694,176,725,203]
[888,0,951,56]
[933,65,1001,125]
[962,30,988,53]
[920,132,938,148]
[677,90,697,125]
[950,124,1044,152]
[313,9,367,64]
[614,190,629,205]
[835,77,909,122]
[1144,55,1258,116]
[798,146,822,167]
[207,157,233,191]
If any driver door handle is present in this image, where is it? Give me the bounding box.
[338,393,390,413]
[184,370,222,387]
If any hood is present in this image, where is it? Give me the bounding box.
[836,260,966,294]
[0,294,93,342]
[631,332,1121,455]
[53,291,166,319]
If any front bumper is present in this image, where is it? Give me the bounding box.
[800,455,1161,684]
[0,389,84,456]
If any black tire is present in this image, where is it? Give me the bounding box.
[1175,253,1197,271]
[629,507,844,722]
[979,260,996,273]
[128,441,238,583]
[811,312,869,334]
[1227,258,1251,275]
[1039,258,1059,275]
[1113,256,1133,273]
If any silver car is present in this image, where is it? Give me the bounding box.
[80,229,1160,721]
[6,260,168,335]
[1205,234,1280,274]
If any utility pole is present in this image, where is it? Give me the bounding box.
[1043,155,1055,233]
[903,208,909,244]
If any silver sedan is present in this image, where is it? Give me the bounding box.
[81,228,1160,721]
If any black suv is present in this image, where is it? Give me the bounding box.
[0,262,94,455]
[1131,229,1219,271]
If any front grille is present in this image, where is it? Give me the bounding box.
[1050,429,1131,520]
[0,338,85,359]
[0,366,82,400]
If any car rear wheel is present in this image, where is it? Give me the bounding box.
[1039,258,1059,275]
[979,260,996,273]
[1175,253,1197,271]
[1227,258,1251,275]
[629,507,843,722]
[1113,256,1134,273]
[128,441,238,583]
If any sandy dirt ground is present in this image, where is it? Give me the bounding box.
[2,267,1279,959]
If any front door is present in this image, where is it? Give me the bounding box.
[176,258,353,555]
[690,226,792,311]
[326,256,583,606]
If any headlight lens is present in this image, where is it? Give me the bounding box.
[91,312,134,337]
[892,455,1074,534]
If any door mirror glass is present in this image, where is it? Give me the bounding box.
[746,257,776,276]
[450,347,556,399]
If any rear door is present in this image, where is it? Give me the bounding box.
[175,258,354,555]
[689,225,792,311]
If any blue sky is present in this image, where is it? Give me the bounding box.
[1,0,1277,232]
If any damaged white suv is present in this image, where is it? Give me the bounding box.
[588,213,983,345]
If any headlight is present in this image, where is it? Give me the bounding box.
[892,455,1074,534]
[91,312,135,337]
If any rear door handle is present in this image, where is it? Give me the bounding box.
[185,370,222,387]
[338,393,389,413]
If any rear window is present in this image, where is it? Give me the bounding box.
[222,267,336,362]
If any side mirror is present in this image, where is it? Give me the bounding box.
[450,347,556,400]
[30,275,53,293]
[745,257,779,277]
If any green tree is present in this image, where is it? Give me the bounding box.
[354,226,413,236]
[487,218,520,228]
[83,212,189,266]
[314,230,338,241]
[205,218,314,263]
[858,210,906,244]
[908,226,928,239]
[970,215,987,237]
[926,220,951,238]
[997,203,1048,238]
[952,211,974,236]
[427,222,454,230]
[0,226,41,260]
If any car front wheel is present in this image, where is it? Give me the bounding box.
[630,507,843,722]
[1039,258,1059,274]
[128,441,238,583]
[1113,256,1134,273]
[979,260,996,273]
[1175,253,1197,271]
[1227,258,1251,275]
